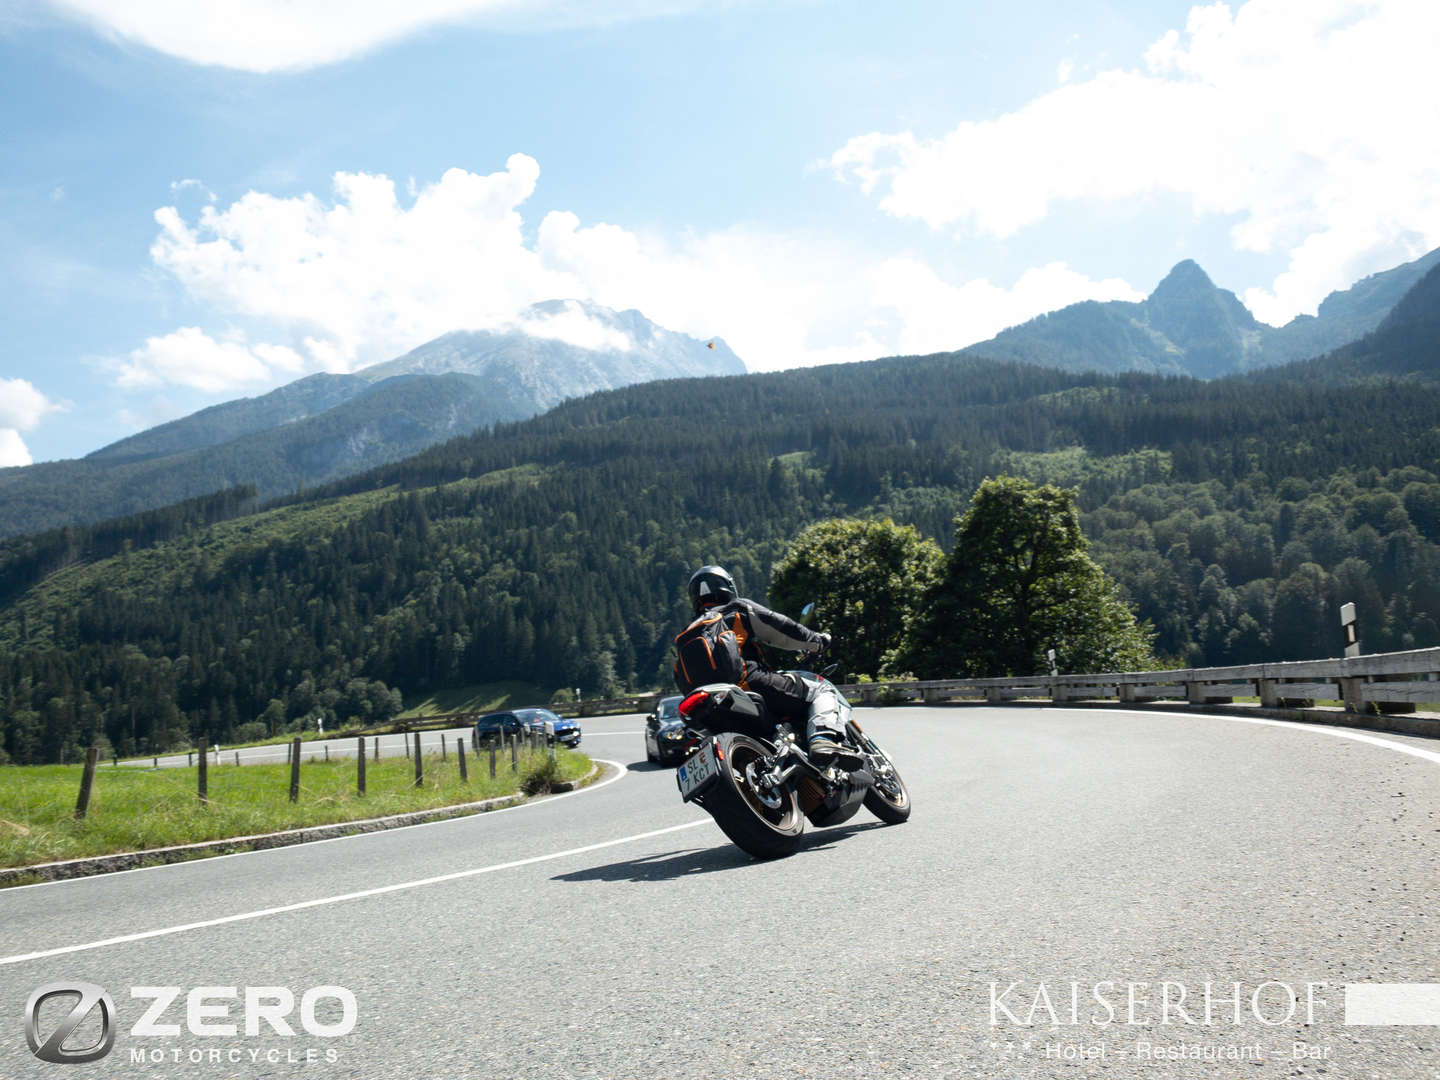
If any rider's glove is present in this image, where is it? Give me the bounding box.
[811,632,831,654]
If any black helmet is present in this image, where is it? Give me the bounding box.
[688,565,737,615]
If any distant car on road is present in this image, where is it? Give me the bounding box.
[518,707,581,748]
[475,708,581,748]
[474,710,527,745]
[644,694,692,766]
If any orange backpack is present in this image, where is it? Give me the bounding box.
[672,611,747,692]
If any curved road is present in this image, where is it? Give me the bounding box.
[2,707,1437,1079]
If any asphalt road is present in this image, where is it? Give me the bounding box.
[2,706,1438,1080]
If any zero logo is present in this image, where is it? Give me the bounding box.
[25,982,117,1064]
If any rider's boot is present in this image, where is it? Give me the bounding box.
[805,718,865,769]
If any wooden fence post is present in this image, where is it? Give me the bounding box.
[197,733,208,804]
[441,736,447,762]
[413,731,423,787]
[357,736,367,796]
[489,743,496,779]
[289,736,301,802]
[510,734,518,774]
[457,738,468,782]
[75,747,99,820]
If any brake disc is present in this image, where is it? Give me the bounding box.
[744,761,785,809]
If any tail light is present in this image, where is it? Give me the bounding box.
[678,690,710,717]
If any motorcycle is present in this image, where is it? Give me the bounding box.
[673,646,911,859]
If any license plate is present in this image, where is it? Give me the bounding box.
[677,740,719,801]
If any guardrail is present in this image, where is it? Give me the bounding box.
[830,646,1440,718]
[395,647,1440,736]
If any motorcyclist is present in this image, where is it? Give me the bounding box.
[681,565,856,764]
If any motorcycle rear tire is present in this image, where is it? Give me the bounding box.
[704,733,806,859]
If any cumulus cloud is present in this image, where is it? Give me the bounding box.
[827,0,1440,324]
[143,156,1146,383]
[150,156,557,372]
[0,429,32,468]
[513,302,634,352]
[115,327,306,392]
[47,0,730,73]
[0,377,64,468]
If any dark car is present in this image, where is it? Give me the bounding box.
[644,694,693,766]
[517,707,581,748]
[474,710,528,745]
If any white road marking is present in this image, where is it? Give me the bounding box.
[4,757,631,893]
[1078,708,1440,767]
[0,817,711,967]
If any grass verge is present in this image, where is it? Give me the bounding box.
[0,746,591,873]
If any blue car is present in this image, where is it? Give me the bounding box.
[474,710,528,745]
[517,707,582,748]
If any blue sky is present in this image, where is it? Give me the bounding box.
[2,0,1438,464]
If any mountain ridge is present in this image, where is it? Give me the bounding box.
[961,247,1440,378]
[0,302,742,538]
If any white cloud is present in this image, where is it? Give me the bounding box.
[828,0,1440,324]
[170,177,216,202]
[0,377,62,430]
[513,303,634,352]
[144,157,1147,384]
[115,327,306,392]
[0,378,64,468]
[0,429,32,468]
[47,0,733,72]
[151,157,556,373]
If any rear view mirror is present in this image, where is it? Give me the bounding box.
[800,602,815,625]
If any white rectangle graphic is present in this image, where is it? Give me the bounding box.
[1345,984,1440,1025]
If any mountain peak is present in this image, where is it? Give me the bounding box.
[1150,259,1216,300]
[357,301,744,408]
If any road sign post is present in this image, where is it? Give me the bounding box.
[1341,602,1360,658]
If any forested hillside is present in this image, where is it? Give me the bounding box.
[3,319,1439,762]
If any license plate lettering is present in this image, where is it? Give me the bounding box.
[678,742,718,800]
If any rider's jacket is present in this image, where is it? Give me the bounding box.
[701,598,819,677]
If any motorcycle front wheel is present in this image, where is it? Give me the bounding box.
[703,733,806,859]
[856,735,912,825]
